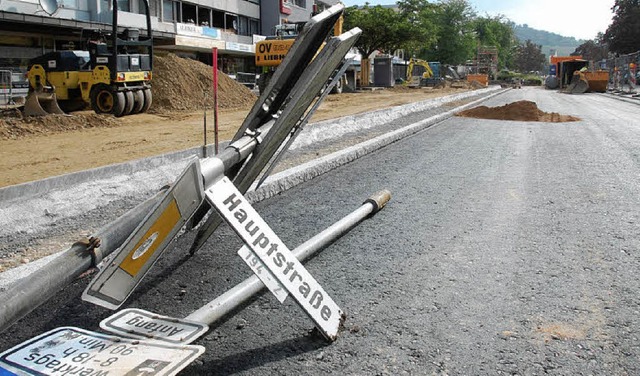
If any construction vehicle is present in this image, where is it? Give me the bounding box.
[545,56,609,94]
[255,13,346,94]
[405,58,434,86]
[24,0,153,117]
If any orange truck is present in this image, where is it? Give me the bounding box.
[549,56,608,93]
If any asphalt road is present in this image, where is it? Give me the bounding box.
[2,87,640,375]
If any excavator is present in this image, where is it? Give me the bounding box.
[405,58,434,86]
[255,13,346,94]
[24,0,153,117]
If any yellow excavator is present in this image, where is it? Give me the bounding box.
[24,0,153,116]
[406,58,434,86]
[255,14,345,94]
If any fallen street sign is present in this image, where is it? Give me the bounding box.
[0,327,204,376]
[238,245,288,303]
[100,309,209,344]
[83,158,204,310]
[206,177,344,341]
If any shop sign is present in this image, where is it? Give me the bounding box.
[176,23,203,37]
[226,42,254,53]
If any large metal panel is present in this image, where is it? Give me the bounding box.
[188,6,357,254]
[232,28,362,194]
[230,4,345,144]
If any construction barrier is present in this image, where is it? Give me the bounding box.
[602,50,640,92]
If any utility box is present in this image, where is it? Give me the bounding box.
[373,56,394,87]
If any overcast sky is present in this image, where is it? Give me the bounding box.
[340,0,616,40]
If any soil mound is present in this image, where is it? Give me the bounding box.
[456,100,580,122]
[0,112,119,140]
[151,53,257,113]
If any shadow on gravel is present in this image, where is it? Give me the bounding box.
[185,335,328,375]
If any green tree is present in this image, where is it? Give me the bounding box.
[397,0,439,59]
[604,0,640,54]
[344,5,410,57]
[472,15,516,69]
[514,40,546,73]
[571,35,609,62]
[426,0,477,64]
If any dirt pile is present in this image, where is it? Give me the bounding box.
[0,112,120,140]
[151,53,257,113]
[456,100,580,122]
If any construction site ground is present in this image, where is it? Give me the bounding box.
[0,85,478,188]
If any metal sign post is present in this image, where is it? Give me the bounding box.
[206,177,344,340]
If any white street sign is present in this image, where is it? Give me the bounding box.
[206,177,343,340]
[0,327,204,376]
[100,309,209,344]
[238,245,288,303]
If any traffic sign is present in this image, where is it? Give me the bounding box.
[206,177,344,340]
[0,327,204,376]
[83,158,204,310]
[100,308,209,344]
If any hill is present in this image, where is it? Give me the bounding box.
[513,24,584,59]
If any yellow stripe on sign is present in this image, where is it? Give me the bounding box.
[120,199,181,276]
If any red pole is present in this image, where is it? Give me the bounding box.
[213,47,219,155]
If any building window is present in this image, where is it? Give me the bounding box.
[181,2,196,24]
[237,15,248,36]
[117,0,130,12]
[59,0,78,9]
[137,0,153,15]
[198,7,211,26]
[293,0,305,7]
[211,10,224,28]
[162,0,180,22]
[249,19,259,36]
[225,13,237,32]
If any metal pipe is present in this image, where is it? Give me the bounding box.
[0,188,166,333]
[185,190,391,325]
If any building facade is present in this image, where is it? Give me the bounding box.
[0,0,342,83]
[0,0,259,75]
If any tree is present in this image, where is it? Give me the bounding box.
[472,15,516,70]
[604,0,640,54]
[571,36,609,62]
[344,5,414,85]
[426,0,477,64]
[344,5,408,58]
[514,40,546,73]
[396,0,439,59]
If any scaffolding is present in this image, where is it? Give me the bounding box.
[476,45,498,77]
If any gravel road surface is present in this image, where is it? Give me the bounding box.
[2,87,640,375]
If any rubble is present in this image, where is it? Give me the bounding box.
[151,53,257,113]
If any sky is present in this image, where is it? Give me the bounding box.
[340,0,616,41]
